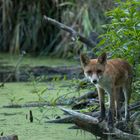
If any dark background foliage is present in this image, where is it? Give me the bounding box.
[0,0,112,57]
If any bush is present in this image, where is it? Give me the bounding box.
[98,0,140,66]
[97,0,140,98]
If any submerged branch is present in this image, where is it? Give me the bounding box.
[0,135,18,140]
[2,101,71,108]
[46,116,74,123]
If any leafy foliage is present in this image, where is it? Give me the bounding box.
[53,0,112,57]
[97,0,140,99]
[98,0,140,66]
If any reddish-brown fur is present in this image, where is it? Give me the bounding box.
[80,53,133,129]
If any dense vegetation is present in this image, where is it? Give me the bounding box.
[0,0,112,57]
[1,0,140,100]
[0,0,140,139]
[99,0,140,69]
[0,0,140,109]
[98,0,140,99]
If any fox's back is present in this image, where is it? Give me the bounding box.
[105,59,133,86]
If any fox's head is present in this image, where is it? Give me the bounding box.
[80,52,107,85]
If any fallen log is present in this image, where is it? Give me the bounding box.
[2,102,50,108]
[3,95,78,108]
[45,116,74,123]
[3,91,98,109]
[59,107,140,140]
[59,107,99,124]
[72,100,140,120]
[0,135,18,140]
[0,65,82,82]
[2,101,72,108]
[59,107,107,138]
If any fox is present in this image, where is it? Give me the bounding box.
[80,52,132,128]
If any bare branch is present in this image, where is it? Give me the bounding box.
[59,106,99,124]
[43,15,96,48]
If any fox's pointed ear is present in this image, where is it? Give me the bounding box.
[97,52,107,64]
[80,53,90,67]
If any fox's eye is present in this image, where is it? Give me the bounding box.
[97,69,102,73]
[87,70,92,75]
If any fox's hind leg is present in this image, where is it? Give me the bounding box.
[123,82,131,121]
[115,87,124,121]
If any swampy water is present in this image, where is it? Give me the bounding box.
[0,82,95,140]
[0,54,95,140]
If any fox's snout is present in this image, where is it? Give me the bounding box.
[85,73,99,85]
[92,79,98,84]
[80,53,106,85]
[91,74,99,84]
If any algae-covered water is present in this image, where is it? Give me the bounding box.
[0,82,95,140]
[0,54,95,140]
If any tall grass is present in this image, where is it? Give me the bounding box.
[0,0,112,57]
[51,0,113,58]
[1,0,60,55]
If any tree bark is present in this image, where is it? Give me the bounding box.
[59,107,140,140]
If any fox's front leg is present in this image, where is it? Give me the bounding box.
[97,87,106,122]
[107,88,115,129]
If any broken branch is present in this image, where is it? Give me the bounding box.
[59,107,140,139]
[43,15,96,48]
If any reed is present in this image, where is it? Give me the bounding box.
[0,0,112,57]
